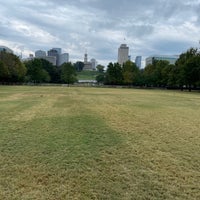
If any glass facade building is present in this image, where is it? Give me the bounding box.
[145,55,179,66]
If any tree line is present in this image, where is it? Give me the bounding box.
[0,47,200,90]
[0,51,77,84]
[97,48,200,91]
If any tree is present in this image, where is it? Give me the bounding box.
[11,57,27,82]
[61,62,77,84]
[143,60,171,87]
[143,64,156,86]
[74,61,84,72]
[96,64,105,73]
[104,62,123,85]
[163,64,177,87]
[96,74,105,84]
[154,60,169,87]
[176,48,200,91]
[122,61,139,85]
[25,59,50,83]
[40,59,60,83]
[0,51,27,83]
[0,61,9,82]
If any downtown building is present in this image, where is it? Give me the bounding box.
[35,50,56,66]
[35,48,69,66]
[135,56,142,68]
[145,55,179,66]
[83,52,94,71]
[118,44,129,65]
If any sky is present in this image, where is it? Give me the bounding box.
[1,0,200,67]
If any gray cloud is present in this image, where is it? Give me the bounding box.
[0,0,200,66]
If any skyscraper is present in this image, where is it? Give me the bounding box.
[52,48,62,55]
[135,56,142,68]
[35,50,46,58]
[48,48,60,66]
[118,44,129,65]
[59,53,69,66]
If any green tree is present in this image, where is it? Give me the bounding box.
[104,62,123,85]
[0,61,9,82]
[96,64,105,73]
[74,61,84,72]
[61,62,77,84]
[143,64,156,86]
[122,61,139,85]
[96,74,105,84]
[176,48,200,91]
[25,59,50,83]
[143,60,171,87]
[40,59,60,83]
[0,51,27,83]
[154,60,169,87]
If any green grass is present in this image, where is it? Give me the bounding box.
[77,70,99,80]
[0,86,200,199]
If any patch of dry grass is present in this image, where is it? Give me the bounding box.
[0,86,200,199]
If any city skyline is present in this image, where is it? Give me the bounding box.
[0,0,200,66]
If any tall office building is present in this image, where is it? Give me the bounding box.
[118,44,129,65]
[135,56,142,68]
[48,48,60,66]
[35,50,46,58]
[52,48,62,55]
[59,53,69,66]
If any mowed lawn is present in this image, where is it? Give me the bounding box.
[0,86,200,200]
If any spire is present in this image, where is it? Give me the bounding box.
[84,50,88,63]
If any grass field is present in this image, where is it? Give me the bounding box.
[77,71,99,80]
[0,86,199,200]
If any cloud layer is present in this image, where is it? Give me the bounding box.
[1,0,200,66]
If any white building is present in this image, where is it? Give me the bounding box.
[90,58,97,70]
[118,44,129,65]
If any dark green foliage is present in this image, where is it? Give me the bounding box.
[104,61,141,86]
[95,65,105,84]
[104,62,123,85]
[0,51,27,83]
[24,58,62,83]
[96,64,105,73]
[96,74,105,84]
[175,48,200,90]
[25,59,50,83]
[74,61,84,71]
[122,61,139,85]
[0,61,9,81]
[142,49,200,90]
[61,62,77,84]
[40,59,60,83]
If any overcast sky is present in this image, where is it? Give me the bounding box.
[1,0,200,66]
